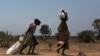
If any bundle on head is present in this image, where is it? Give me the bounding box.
[59,9,68,21]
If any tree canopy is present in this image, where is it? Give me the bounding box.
[92,19,100,39]
[39,24,51,40]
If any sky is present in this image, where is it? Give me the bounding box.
[0,0,100,36]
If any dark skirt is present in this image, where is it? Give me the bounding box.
[32,36,38,45]
[59,32,69,49]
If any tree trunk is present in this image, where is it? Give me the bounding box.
[96,23,100,35]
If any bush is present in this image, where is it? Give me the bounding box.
[96,35,100,40]
[0,31,12,48]
[77,30,95,43]
[55,33,60,40]
[48,41,53,51]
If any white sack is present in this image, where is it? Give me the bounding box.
[6,41,22,55]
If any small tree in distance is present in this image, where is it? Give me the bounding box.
[40,24,51,41]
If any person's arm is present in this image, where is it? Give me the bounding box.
[65,12,68,21]
[66,23,70,36]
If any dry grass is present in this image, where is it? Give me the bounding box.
[0,39,100,56]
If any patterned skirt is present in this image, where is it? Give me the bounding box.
[23,32,34,45]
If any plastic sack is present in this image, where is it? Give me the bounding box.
[6,41,22,55]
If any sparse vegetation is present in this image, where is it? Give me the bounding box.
[78,51,87,56]
[0,31,10,48]
[77,30,95,43]
[55,33,60,40]
[48,41,53,51]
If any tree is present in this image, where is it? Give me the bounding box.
[77,30,95,43]
[48,28,52,37]
[92,19,100,39]
[40,24,51,40]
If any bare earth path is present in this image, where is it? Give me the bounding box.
[0,39,100,56]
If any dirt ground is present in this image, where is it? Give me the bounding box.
[0,39,100,56]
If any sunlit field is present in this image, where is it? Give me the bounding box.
[0,38,100,56]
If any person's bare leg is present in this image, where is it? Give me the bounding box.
[62,48,66,55]
[27,45,32,54]
[19,45,27,54]
[62,44,67,56]
[31,44,39,55]
[56,44,63,54]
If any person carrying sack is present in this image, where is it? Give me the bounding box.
[19,18,41,55]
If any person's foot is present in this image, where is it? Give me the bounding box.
[31,53,39,55]
[27,52,32,55]
[62,53,67,56]
[56,49,59,54]
[36,42,38,45]
[19,52,24,55]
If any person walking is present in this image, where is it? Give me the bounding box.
[19,18,41,55]
[57,9,70,56]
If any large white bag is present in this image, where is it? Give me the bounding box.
[6,41,22,55]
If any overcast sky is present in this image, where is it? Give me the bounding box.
[0,0,100,36]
